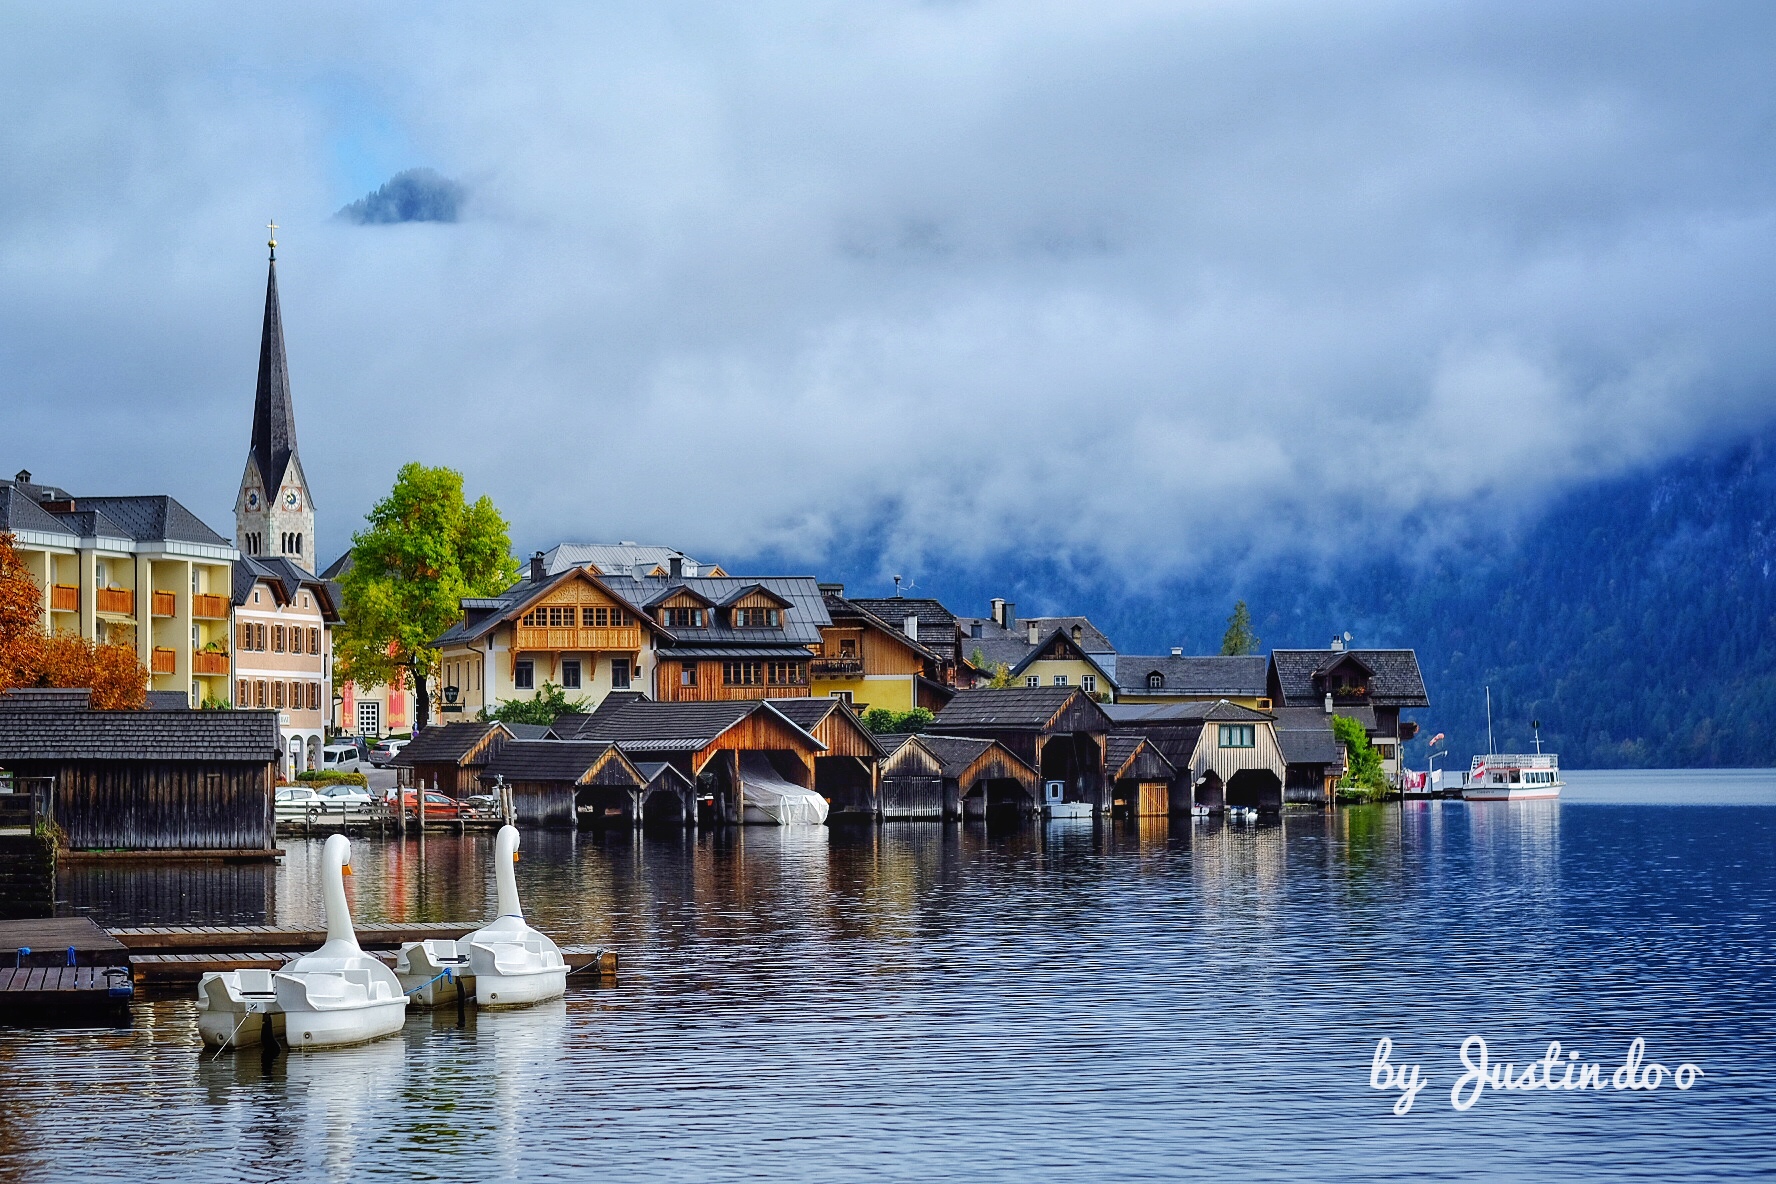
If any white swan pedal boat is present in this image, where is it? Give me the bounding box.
[197,834,409,1050]
[396,825,568,1009]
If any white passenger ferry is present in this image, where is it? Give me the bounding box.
[1462,753,1563,801]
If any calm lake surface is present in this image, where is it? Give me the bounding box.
[3,769,1773,1182]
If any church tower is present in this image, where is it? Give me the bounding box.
[234,225,316,573]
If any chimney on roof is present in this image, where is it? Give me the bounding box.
[530,552,546,582]
[1026,621,1039,645]
[903,613,920,640]
[818,583,844,596]
[1325,692,1334,714]
[1071,624,1082,643]
[990,597,1006,628]
[1330,634,1344,652]
[669,553,683,580]
[13,469,29,483]
[1171,646,1183,657]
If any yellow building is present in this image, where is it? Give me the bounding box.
[959,601,1119,700]
[1111,653,1273,710]
[812,590,954,715]
[1,472,237,706]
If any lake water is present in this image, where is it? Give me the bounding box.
[2,769,1773,1182]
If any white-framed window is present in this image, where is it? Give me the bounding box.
[1147,672,1164,689]
[1082,675,1097,693]
[1025,675,1040,687]
[357,700,381,736]
[1053,674,1068,686]
[610,658,631,689]
[514,661,535,690]
[560,660,582,689]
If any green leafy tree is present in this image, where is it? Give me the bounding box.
[1221,600,1260,656]
[485,681,590,726]
[970,646,1015,688]
[862,706,935,734]
[335,464,519,732]
[1332,714,1388,800]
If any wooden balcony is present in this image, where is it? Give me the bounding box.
[49,585,78,612]
[151,590,177,618]
[193,651,230,676]
[513,625,642,653]
[192,593,230,619]
[810,657,864,678]
[658,683,810,703]
[150,648,176,675]
[95,588,134,616]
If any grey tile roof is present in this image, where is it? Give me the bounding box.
[614,575,830,645]
[1272,707,1355,767]
[0,484,80,542]
[765,696,887,755]
[503,723,554,740]
[844,597,962,652]
[633,760,693,788]
[1114,655,1269,697]
[542,543,717,578]
[50,508,132,540]
[483,739,635,784]
[654,645,817,661]
[232,556,341,619]
[0,695,281,762]
[73,495,230,546]
[560,699,824,753]
[932,687,1112,732]
[1269,649,1429,708]
[822,595,941,663]
[1103,700,1273,723]
[389,721,509,767]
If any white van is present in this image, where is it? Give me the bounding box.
[320,743,362,773]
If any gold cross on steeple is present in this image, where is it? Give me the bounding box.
[267,219,279,260]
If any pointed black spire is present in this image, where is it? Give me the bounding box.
[250,235,298,492]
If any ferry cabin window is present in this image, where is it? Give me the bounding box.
[1219,724,1256,749]
[561,660,582,689]
[611,658,631,689]
[514,661,535,690]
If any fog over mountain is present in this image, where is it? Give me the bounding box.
[3,2,1774,580]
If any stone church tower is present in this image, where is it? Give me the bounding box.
[234,228,316,573]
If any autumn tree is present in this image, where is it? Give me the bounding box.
[335,465,518,733]
[0,532,148,708]
[1220,600,1260,656]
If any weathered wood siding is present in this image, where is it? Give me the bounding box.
[508,782,577,828]
[11,759,273,851]
[1189,723,1287,786]
[879,739,945,819]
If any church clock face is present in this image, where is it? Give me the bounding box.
[246,489,261,511]
[283,488,301,511]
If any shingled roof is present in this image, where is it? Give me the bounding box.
[389,721,512,767]
[1103,700,1272,724]
[0,690,280,762]
[931,686,1112,732]
[842,595,962,654]
[1271,708,1347,767]
[482,739,641,785]
[558,699,824,753]
[1113,655,1269,698]
[1269,649,1429,708]
[1104,733,1176,779]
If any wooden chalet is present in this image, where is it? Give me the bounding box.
[1268,646,1428,784]
[766,697,885,818]
[481,740,684,828]
[634,575,829,704]
[839,593,966,688]
[1104,733,1177,817]
[815,589,959,714]
[1103,700,1287,811]
[927,687,1112,814]
[875,733,1040,819]
[0,688,279,853]
[389,720,513,796]
[558,697,826,825]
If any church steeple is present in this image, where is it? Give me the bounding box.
[235,223,316,573]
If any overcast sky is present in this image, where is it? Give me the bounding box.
[3,2,1773,578]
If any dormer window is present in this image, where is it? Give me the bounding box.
[1147,672,1165,689]
[733,608,781,628]
[661,607,706,628]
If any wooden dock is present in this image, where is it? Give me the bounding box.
[0,917,133,1019]
[109,922,483,953]
[131,945,617,985]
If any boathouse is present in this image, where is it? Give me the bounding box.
[1104,733,1177,817]
[1267,646,1428,784]
[1102,700,1286,812]
[766,697,886,818]
[481,739,652,827]
[0,688,279,853]
[928,687,1111,814]
[389,720,514,796]
[558,697,825,825]
[873,733,1040,819]
[1271,707,1348,802]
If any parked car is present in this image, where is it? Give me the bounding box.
[315,782,374,808]
[393,789,468,820]
[462,793,505,820]
[369,738,410,767]
[320,743,362,773]
[274,785,324,809]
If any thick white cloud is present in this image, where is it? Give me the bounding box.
[2,1,1773,573]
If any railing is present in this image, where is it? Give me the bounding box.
[193,651,230,676]
[512,625,642,652]
[151,590,177,617]
[192,593,230,619]
[49,585,78,612]
[95,587,134,616]
[1471,754,1558,770]
[150,647,177,674]
[810,657,864,677]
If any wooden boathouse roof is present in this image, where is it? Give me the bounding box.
[0,689,279,762]
[929,687,1112,734]
[389,721,513,768]
[482,740,645,787]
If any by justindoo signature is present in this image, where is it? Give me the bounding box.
[1371,1037,1704,1115]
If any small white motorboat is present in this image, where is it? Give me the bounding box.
[272,834,409,1049]
[462,826,567,1008]
[1189,805,1210,818]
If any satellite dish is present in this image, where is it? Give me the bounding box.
[1343,631,1352,642]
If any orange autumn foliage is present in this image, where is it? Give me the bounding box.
[0,532,148,709]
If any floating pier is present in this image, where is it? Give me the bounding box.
[0,916,134,1020]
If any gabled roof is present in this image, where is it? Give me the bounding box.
[390,721,512,767]
[558,698,825,753]
[1104,733,1177,780]
[482,739,642,785]
[232,555,341,620]
[1312,651,1376,678]
[611,574,830,648]
[73,496,230,547]
[715,582,792,609]
[0,690,280,762]
[1007,628,1118,687]
[644,582,717,610]
[542,543,718,578]
[431,566,669,649]
[931,686,1112,733]
[1103,700,1273,724]
[633,760,695,789]
[765,695,888,756]
[1113,655,1269,698]
[822,594,941,664]
[842,596,961,653]
[0,484,80,544]
[913,734,1038,781]
[1269,649,1429,708]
